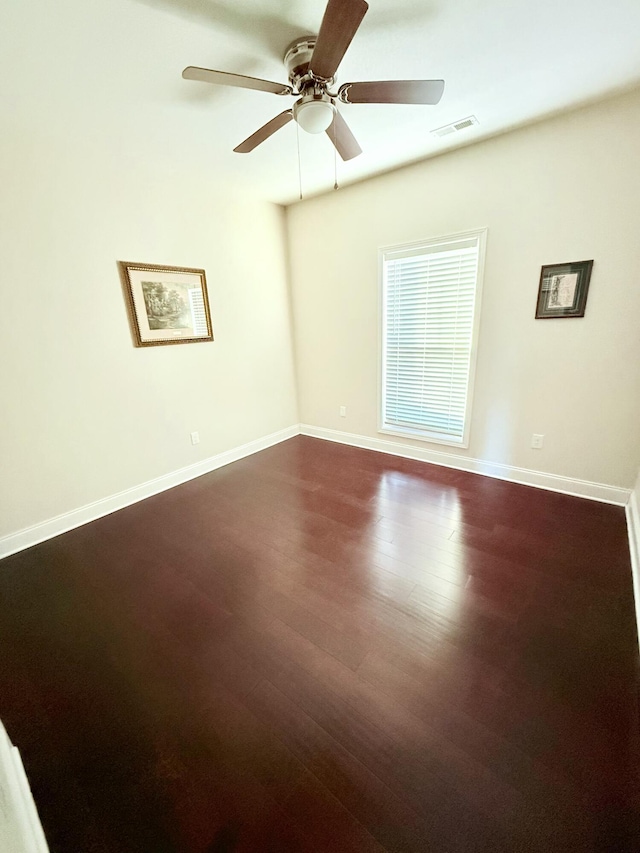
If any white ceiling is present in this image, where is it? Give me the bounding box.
[6,0,640,205]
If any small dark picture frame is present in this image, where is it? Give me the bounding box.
[535,259,593,319]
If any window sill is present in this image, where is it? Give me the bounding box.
[378,426,469,450]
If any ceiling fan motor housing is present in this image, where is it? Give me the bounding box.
[284,38,335,90]
[285,37,337,134]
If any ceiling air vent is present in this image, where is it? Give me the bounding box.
[431,115,479,138]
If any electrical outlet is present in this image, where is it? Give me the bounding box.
[531,434,544,449]
[339,406,347,418]
[190,431,200,445]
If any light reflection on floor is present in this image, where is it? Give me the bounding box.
[366,470,468,644]
[373,469,465,563]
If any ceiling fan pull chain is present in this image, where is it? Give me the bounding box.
[333,115,339,191]
[296,119,303,200]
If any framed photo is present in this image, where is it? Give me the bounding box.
[119,261,213,346]
[535,259,593,319]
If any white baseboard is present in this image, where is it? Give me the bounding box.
[0,722,49,852]
[300,424,631,506]
[626,491,640,652]
[1,422,633,562]
[0,425,299,560]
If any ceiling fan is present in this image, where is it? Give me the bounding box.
[182,0,444,161]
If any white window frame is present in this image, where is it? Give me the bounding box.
[378,228,487,449]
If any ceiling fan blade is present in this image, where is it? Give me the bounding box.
[309,0,369,80]
[234,110,294,153]
[182,66,293,96]
[339,79,445,105]
[326,110,362,161]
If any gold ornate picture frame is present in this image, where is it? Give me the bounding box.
[119,261,213,347]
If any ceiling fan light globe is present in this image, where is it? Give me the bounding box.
[296,100,335,134]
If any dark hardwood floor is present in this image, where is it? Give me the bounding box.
[0,436,638,852]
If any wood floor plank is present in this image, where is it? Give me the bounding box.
[247,678,429,853]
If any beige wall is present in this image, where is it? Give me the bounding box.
[0,0,299,540]
[0,136,298,538]
[287,88,640,489]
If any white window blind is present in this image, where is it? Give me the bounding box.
[381,232,484,446]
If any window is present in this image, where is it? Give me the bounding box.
[380,230,486,447]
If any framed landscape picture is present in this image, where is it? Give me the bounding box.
[535,259,593,319]
[119,261,213,346]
